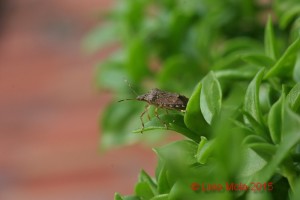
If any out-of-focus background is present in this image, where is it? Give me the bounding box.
[0,0,156,199]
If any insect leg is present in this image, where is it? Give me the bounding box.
[147,108,151,121]
[155,107,168,129]
[140,104,150,133]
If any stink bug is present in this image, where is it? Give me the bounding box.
[119,88,189,133]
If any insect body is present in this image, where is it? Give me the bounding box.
[136,88,189,111]
[119,88,189,132]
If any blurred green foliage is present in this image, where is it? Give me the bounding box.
[85,0,300,199]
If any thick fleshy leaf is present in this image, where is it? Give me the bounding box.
[264,15,277,59]
[259,83,272,114]
[244,69,265,126]
[135,182,154,199]
[184,82,209,136]
[138,170,157,196]
[220,38,262,56]
[168,180,231,200]
[243,135,269,145]
[154,140,198,168]
[287,83,300,112]
[242,134,276,162]
[291,179,300,200]
[200,72,222,125]
[156,165,171,194]
[195,137,215,164]
[279,5,300,29]
[101,102,142,149]
[83,23,119,53]
[294,53,300,82]
[149,194,169,200]
[95,55,127,92]
[114,193,141,200]
[242,111,267,137]
[215,66,259,80]
[246,190,272,200]
[238,148,267,178]
[126,38,149,83]
[96,63,125,91]
[115,193,123,200]
[246,143,276,161]
[158,56,200,93]
[123,197,141,200]
[265,37,300,79]
[252,105,300,183]
[268,95,284,144]
[242,53,275,67]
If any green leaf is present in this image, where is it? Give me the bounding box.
[294,53,300,82]
[166,10,193,51]
[242,135,276,164]
[268,94,284,144]
[242,53,275,67]
[195,137,215,164]
[83,23,119,53]
[123,197,141,200]
[184,82,209,136]
[135,182,154,199]
[244,69,265,126]
[154,140,198,169]
[242,111,269,140]
[246,190,272,200]
[138,170,157,195]
[243,135,269,145]
[200,71,222,125]
[156,165,171,194]
[157,56,200,93]
[139,169,156,184]
[291,179,300,200]
[150,194,169,200]
[95,59,127,92]
[122,0,147,32]
[264,15,277,59]
[169,180,231,200]
[252,105,300,183]
[265,37,300,79]
[215,66,260,80]
[238,148,267,178]
[246,142,276,161]
[114,193,141,200]
[101,102,142,149]
[115,193,124,200]
[133,114,199,142]
[279,5,300,29]
[212,52,243,70]
[287,83,300,111]
[126,38,149,83]
[220,38,263,56]
[259,83,272,114]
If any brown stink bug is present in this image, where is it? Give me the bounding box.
[119,88,189,133]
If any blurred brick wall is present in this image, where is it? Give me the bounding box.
[0,1,156,199]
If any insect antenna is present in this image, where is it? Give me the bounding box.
[118,98,137,103]
[117,79,141,103]
[124,79,139,96]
